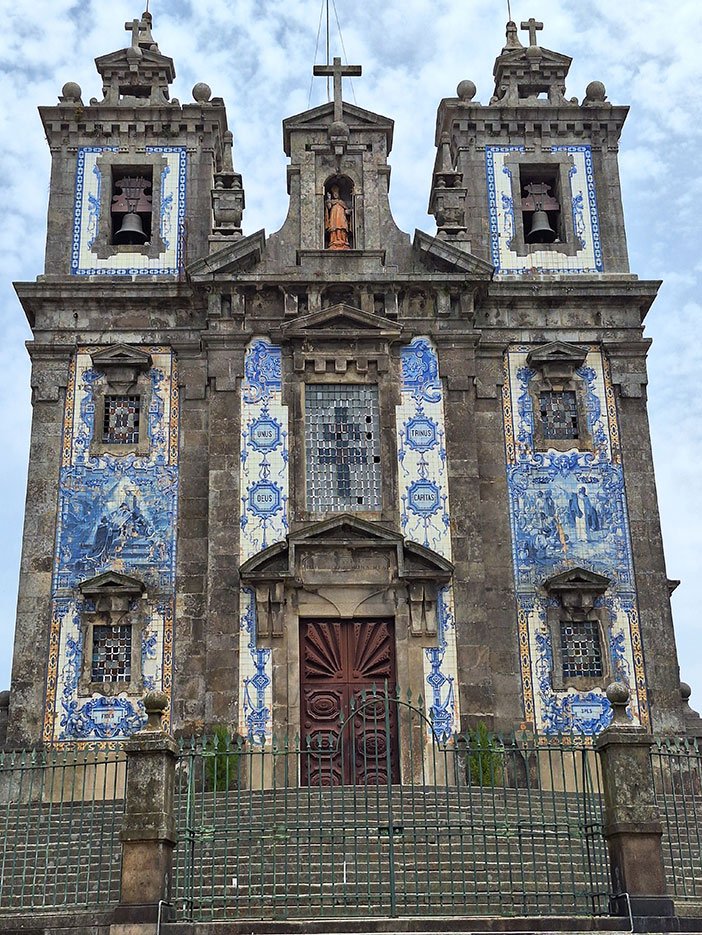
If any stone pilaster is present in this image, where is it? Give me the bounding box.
[113,692,177,925]
[595,683,675,920]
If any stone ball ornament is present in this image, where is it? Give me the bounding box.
[606,681,630,706]
[457,80,477,102]
[192,82,213,104]
[143,690,169,730]
[680,681,692,701]
[328,120,350,140]
[61,81,82,102]
[585,80,607,103]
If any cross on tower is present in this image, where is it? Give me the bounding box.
[125,13,154,50]
[520,17,544,46]
[313,57,362,122]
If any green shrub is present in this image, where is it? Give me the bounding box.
[203,725,241,792]
[465,723,504,786]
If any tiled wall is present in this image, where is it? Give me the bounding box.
[486,145,603,275]
[396,338,459,738]
[71,146,186,276]
[238,339,289,738]
[502,347,649,734]
[44,349,178,744]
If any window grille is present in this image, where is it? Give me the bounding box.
[91,624,132,683]
[103,395,141,444]
[540,390,578,440]
[560,620,603,679]
[305,384,382,512]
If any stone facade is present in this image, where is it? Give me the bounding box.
[5,13,689,752]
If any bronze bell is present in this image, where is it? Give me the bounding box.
[114,212,148,245]
[527,209,557,244]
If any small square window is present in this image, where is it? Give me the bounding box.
[540,390,578,440]
[103,395,141,445]
[561,620,603,680]
[91,624,132,683]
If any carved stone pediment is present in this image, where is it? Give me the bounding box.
[283,101,394,156]
[526,341,588,382]
[544,567,610,617]
[79,571,145,613]
[90,344,152,394]
[281,304,402,341]
[240,515,452,584]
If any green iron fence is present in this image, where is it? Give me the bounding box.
[172,689,610,921]
[652,736,702,905]
[0,746,125,911]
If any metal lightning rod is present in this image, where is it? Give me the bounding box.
[326,0,331,100]
[507,0,512,21]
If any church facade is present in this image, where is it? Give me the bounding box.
[5,12,689,759]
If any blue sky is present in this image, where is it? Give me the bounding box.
[0,0,700,711]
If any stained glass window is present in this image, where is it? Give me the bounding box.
[305,384,382,512]
[103,395,141,444]
[561,620,603,679]
[91,624,132,683]
[540,390,578,440]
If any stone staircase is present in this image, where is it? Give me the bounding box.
[170,785,610,921]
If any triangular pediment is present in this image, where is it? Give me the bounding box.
[281,304,402,340]
[79,571,145,597]
[497,47,572,69]
[240,516,452,583]
[188,230,267,279]
[90,344,152,371]
[526,341,588,368]
[544,567,611,594]
[413,230,494,278]
[283,102,394,155]
[95,47,175,76]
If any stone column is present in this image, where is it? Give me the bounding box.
[113,692,177,926]
[595,683,675,920]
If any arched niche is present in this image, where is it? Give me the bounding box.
[323,175,355,250]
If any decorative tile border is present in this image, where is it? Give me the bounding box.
[71,146,187,276]
[486,145,603,275]
[502,346,650,735]
[43,348,179,746]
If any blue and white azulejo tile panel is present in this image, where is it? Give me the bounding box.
[396,337,459,739]
[44,349,179,745]
[486,145,603,275]
[238,338,289,739]
[71,146,187,276]
[502,347,650,735]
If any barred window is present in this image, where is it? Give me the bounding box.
[91,624,132,683]
[305,384,382,512]
[561,620,603,679]
[539,390,578,440]
[103,395,141,444]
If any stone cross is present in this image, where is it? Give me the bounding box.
[520,17,544,46]
[125,18,142,48]
[313,57,362,122]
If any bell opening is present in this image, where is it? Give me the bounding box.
[519,165,561,246]
[111,167,153,246]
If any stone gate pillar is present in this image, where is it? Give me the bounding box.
[113,691,177,926]
[595,683,675,920]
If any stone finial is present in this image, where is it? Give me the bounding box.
[503,20,523,52]
[583,80,608,105]
[143,690,168,731]
[221,131,235,174]
[59,81,83,105]
[606,681,630,726]
[192,82,212,104]
[456,80,477,102]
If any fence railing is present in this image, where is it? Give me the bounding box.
[652,736,702,902]
[0,746,125,912]
[171,692,610,921]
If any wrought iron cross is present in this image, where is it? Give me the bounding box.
[313,57,362,122]
[520,17,544,46]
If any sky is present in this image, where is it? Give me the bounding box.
[0,0,700,712]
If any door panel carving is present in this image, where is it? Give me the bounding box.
[300,619,398,786]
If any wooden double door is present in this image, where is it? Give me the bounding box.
[300,619,399,786]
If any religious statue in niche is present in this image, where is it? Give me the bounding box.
[324,178,354,250]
